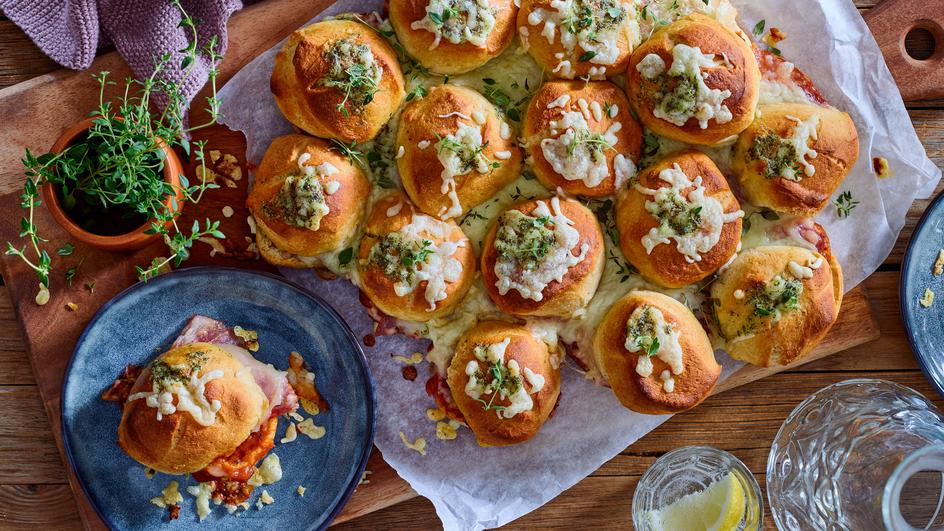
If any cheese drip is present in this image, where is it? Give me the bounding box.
[639,44,733,129]
[624,305,684,386]
[411,0,497,49]
[369,213,466,311]
[435,121,494,219]
[784,114,820,180]
[494,196,589,301]
[540,100,624,188]
[464,337,545,419]
[127,357,225,426]
[526,0,628,78]
[636,163,744,263]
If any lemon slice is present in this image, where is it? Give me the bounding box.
[644,472,746,531]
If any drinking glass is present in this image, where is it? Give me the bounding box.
[767,378,944,530]
[632,445,763,530]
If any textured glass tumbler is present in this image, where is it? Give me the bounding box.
[767,379,944,530]
[632,445,763,530]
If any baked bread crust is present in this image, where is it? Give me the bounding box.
[117,343,268,475]
[626,13,760,145]
[523,80,642,197]
[732,103,859,216]
[447,320,561,446]
[593,290,720,414]
[616,151,742,288]
[271,19,406,143]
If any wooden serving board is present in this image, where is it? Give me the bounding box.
[1,0,930,527]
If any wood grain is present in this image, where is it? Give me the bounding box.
[863,0,944,101]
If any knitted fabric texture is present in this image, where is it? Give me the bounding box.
[0,0,242,103]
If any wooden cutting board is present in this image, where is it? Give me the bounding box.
[0,0,930,527]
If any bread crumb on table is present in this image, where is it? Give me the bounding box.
[921,288,935,308]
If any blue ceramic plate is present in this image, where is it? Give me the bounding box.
[902,191,944,398]
[61,267,374,530]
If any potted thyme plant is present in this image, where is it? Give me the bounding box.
[6,1,225,304]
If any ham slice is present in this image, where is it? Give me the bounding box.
[173,315,298,421]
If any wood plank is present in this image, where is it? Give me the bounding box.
[0,484,81,529]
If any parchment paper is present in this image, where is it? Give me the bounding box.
[217,1,941,528]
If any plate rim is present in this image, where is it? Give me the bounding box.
[900,190,944,398]
[59,266,376,530]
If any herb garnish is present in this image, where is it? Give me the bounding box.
[833,191,859,219]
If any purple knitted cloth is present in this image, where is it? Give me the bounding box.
[0,0,242,103]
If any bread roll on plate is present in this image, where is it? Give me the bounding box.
[271,19,406,143]
[357,192,475,322]
[389,0,518,74]
[517,0,636,80]
[616,151,743,288]
[732,103,859,216]
[710,244,843,367]
[118,343,269,475]
[481,195,605,317]
[626,13,760,145]
[396,84,520,220]
[247,135,371,268]
[447,320,561,446]
[593,290,720,415]
[523,80,642,197]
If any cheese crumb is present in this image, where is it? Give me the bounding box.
[149,480,183,508]
[426,407,446,421]
[232,326,259,352]
[399,431,427,456]
[248,453,283,486]
[222,206,234,218]
[393,352,424,365]
[186,483,214,521]
[35,286,49,306]
[289,411,305,423]
[921,288,935,308]
[359,470,372,485]
[297,418,327,440]
[255,490,274,510]
[66,302,78,312]
[934,250,944,276]
[436,421,458,440]
[299,397,320,415]
[296,486,306,497]
[210,150,221,163]
[280,422,298,444]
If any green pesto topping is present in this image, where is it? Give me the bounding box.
[650,193,703,236]
[469,344,522,413]
[749,133,801,179]
[368,232,433,284]
[149,350,208,392]
[319,38,382,116]
[657,73,699,120]
[264,174,329,231]
[625,305,666,357]
[750,273,802,318]
[494,210,554,270]
[562,0,626,42]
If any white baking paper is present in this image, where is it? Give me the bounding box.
[217,1,941,528]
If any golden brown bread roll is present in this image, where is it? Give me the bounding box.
[710,244,843,367]
[517,0,635,80]
[396,84,521,220]
[626,13,760,145]
[447,320,561,446]
[593,290,720,415]
[481,196,605,317]
[247,135,371,267]
[118,343,269,475]
[357,192,476,321]
[271,19,406,143]
[389,0,518,74]
[523,80,642,197]
[732,103,859,216]
[616,151,743,288]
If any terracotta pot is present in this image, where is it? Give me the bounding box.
[42,117,185,252]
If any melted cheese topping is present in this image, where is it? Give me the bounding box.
[634,0,741,45]
[127,368,224,426]
[526,0,628,76]
[540,109,616,187]
[463,337,544,419]
[397,214,466,310]
[411,0,497,49]
[783,114,820,180]
[643,45,733,129]
[625,305,684,380]
[494,196,589,301]
[636,163,744,263]
[435,121,492,219]
[187,483,214,521]
[149,481,183,508]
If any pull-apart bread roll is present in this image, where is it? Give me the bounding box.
[389,0,518,74]
[271,19,406,143]
[447,320,561,446]
[711,245,843,367]
[357,193,475,322]
[593,291,720,415]
[481,196,605,317]
[518,0,635,80]
[523,80,643,197]
[616,151,743,288]
[396,84,521,220]
[627,14,760,145]
[247,135,371,267]
[118,343,269,474]
[732,103,859,216]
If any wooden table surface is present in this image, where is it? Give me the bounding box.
[1,2,942,529]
